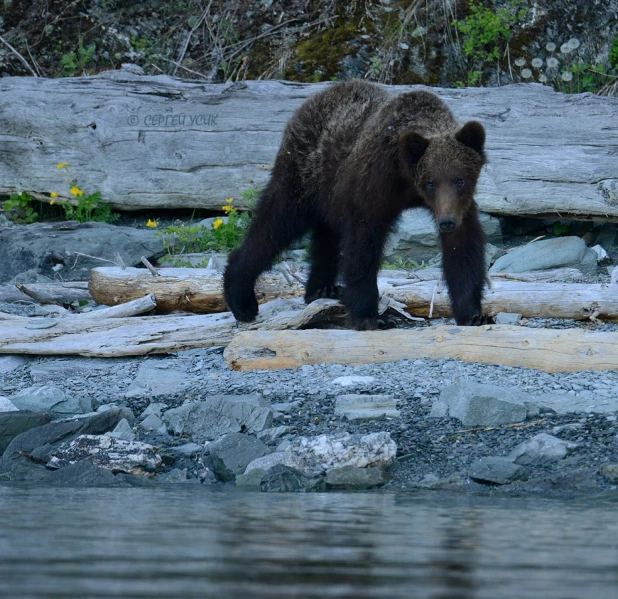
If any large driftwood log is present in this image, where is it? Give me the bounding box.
[1,71,617,218]
[89,266,618,321]
[0,298,341,357]
[224,327,618,373]
[0,282,92,303]
[88,266,303,312]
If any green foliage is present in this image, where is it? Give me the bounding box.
[552,221,571,237]
[610,36,618,69]
[382,257,424,270]
[61,40,96,76]
[158,198,252,260]
[240,186,259,210]
[2,191,39,224]
[61,190,119,223]
[455,0,527,85]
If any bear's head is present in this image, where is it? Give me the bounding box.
[398,121,486,232]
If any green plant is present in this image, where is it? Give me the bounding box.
[2,191,39,224]
[552,221,571,237]
[158,197,251,260]
[61,40,96,76]
[61,190,118,223]
[382,256,424,270]
[610,36,618,69]
[455,0,527,85]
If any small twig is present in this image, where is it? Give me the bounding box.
[141,256,160,277]
[280,262,306,286]
[19,451,48,465]
[428,279,444,318]
[114,253,127,270]
[71,252,119,269]
[444,419,547,441]
[159,57,208,79]
[505,235,546,254]
[174,1,213,76]
[0,34,38,77]
[14,282,62,306]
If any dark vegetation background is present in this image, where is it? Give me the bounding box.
[0,0,617,94]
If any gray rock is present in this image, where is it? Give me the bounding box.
[434,382,532,426]
[49,435,162,475]
[384,209,501,262]
[256,426,291,444]
[325,466,393,490]
[235,468,267,488]
[468,457,527,485]
[594,224,617,251]
[0,412,52,454]
[0,396,19,412]
[0,222,164,283]
[331,376,376,388]
[130,361,191,397]
[270,401,301,414]
[244,451,295,474]
[10,385,92,417]
[335,394,400,421]
[0,408,134,481]
[599,463,618,484]
[167,442,203,458]
[536,393,618,414]
[30,358,126,384]
[288,432,397,473]
[139,402,167,420]
[139,414,164,431]
[156,468,189,483]
[259,464,326,493]
[508,433,578,466]
[106,418,136,441]
[0,356,27,375]
[489,236,597,275]
[163,395,273,442]
[208,433,271,482]
[494,312,522,325]
[47,460,118,487]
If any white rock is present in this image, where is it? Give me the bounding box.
[332,376,376,387]
[0,396,19,412]
[508,433,578,466]
[335,394,400,420]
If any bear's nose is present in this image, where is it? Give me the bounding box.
[438,217,457,232]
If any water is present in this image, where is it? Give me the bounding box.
[0,486,617,599]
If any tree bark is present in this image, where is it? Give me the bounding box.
[0,71,616,218]
[89,266,618,321]
[224,327,618,373]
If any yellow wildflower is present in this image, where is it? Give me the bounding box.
[57,162,69,169]
[50,191,59,198]
[49,200,56,206]
[225,198,234,203]
[213,218,224,230]
[146,219,158,228]
[222,204,233,214]
[70,186,84,197]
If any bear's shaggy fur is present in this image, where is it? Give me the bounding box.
[224,80,488,329]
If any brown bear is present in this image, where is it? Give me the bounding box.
[224,80,488,330]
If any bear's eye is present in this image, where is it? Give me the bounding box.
[454,177,465,188]
[427,180,436,191]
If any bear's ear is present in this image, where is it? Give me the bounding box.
[398,131,430,170]
[455,121,486,160]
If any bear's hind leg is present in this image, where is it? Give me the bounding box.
[224,187,309,322]
[304,223,341,303]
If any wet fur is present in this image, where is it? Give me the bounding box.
[224,80,488,329]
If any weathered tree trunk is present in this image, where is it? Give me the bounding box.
[0,297,340,357]
[0,282,92,303]
[224,327,618,373]
[0,71,617,218]
[89,266,618,321]
[88,266,303,312]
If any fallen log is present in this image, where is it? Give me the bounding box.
[89,266,618,321]
[88,266,303,312]
[223,326,618,373]
[0,282,92,304]
[0,298,341,357]
[0,72,617,219]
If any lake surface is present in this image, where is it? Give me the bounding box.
[0,486,617,598]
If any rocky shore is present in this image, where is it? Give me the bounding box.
[1,212,618,496]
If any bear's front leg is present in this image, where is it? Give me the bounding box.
[339,222,389,330]
[440,207,488,326]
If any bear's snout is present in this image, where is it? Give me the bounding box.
[438,216,457,232]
